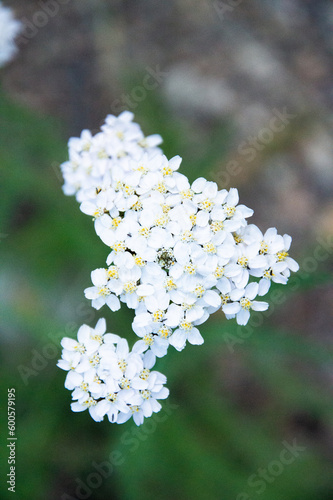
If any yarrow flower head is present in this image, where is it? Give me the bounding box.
[58,112,299,424]
[0,2,21,67]
[57,319,169,426]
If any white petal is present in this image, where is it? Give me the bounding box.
[136,284,155,296]
[203,290,221,308]
[236,309,250,325]
[61,338,78,350]
[258,279,271,296]
[245,282,259,300]
[169,330,187,351]
[106,295,121,311]
[91,268,108,287]
[188,327,204,346]
[65,371,83,390]
[71,402,86,413]
[196,210,209,227]
[192,177,207,193]
[222,302,241,315]
[251,301,269,312]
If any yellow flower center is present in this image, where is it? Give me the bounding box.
[233,233,243,244]
[162,204,170,214]
[115,180,124,192]
[203,242,216,254]
[98,149,108,159]
[165,278,177,291]
[237,256,248,268]
[118,359,127,372]
[180,320,193,331]
[277,251,289,261]
[263,268,275,279]
[93,207,104,219]
[98,286,110,297]
[220,294,230,305]
[224,205,236,217]
[111,217,122,228]
[137,164,147,174]
[155,182,167,194]
[155,215,169,227]
[107,392,118,402]
[134,256,146,267]
[83,397,96,408]
[211,220,224,233]
[143,333,154,345]
[140,389,151,400]
[112,241,126,253]
[240,298,252,310]
[91,334,103,344]
[140,369,150,380]
[181,231,195,242]
[162,165,173,176]
[132,200,143,211]
[120,378,131,389]
[214,266,225,278]
[74,343,86,354]
[123,281,137,294]
[199,199,214,211]
[189,214,197,226]
[89,354,100,366]
[158,326,171,339]
[123,184,134,197]
[180,189,194,200]
[139,227,151,238]
[184,263,196,275]
[194,285,205,298]
[153,310,164,322]
[107,266,119,279]
[260,241,269,254]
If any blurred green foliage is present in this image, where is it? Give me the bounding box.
[1,87,333,500]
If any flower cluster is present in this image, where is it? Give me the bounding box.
[58,111,298,424]
[0,2,21,68]
[57,319,169,426]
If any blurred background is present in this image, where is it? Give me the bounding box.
[1,0,333,499]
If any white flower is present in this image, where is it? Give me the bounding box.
[58,320,169,425]
[231,242,268,289]
[80,190,117,234]
[277,235,299,276]
[84,268,121,311]
[117,371,169,426]
[94,384,133,423]
[58,111,300,426]
[132,333,169,360]
[71,396,101,422]
[0,3,21,67]
[168,319,204,351]
[222,282,268,325]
